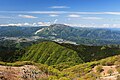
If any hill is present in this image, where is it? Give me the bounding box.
[21,41,83,66]
[20,41,120,70]
[60,43,120,62]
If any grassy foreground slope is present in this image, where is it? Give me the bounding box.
[62,55,120,80]
[0,54,120,80]
[21,42,83,66]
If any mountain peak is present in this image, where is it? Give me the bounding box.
[34,24,72,35]
[49,24,70,28]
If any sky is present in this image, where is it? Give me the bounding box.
[0,0,120,28]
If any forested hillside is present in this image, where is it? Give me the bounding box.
[20,41,120,68]
[21,42,83,66]
[0,40,120,66]
[60,43,120,62]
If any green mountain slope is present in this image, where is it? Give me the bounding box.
[60,43,120,62]
[21,41,83,65]
[21,41,120,66]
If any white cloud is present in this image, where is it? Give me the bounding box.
[18,14,38,18]
[1,11,120,15]
[1,22,120,28]
[105,12,120,15]
[49,14,59,17]
[28,11,66,14]
[27,11,120,15]
[68,14,80,18]
[82,17,103,20]
[67,15,103,20]
[0,23,39,27]
[0,23,22,26]
[37,22,51,26]
[50,6,70,9]
[63,23,120,28]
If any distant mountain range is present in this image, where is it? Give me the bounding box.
[34,24,120,45]
[1,24,120,45]
[0,26,43,37]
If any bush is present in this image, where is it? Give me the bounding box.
[48,76,58,80]
[83,72,97,80]
[116,66,120,73]
[96,65,103,73]
[59,77,70,80]
[107,69,113,76]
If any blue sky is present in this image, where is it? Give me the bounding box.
[0,0,120,28]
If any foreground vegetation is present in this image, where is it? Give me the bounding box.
[0,54,120,80]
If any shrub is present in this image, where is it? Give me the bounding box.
[48,76,58,80]
[96,65,103,73]
[116,66,120,73]
[83,72,97,80]
[107,69,114,76]
[59,77,70,80]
